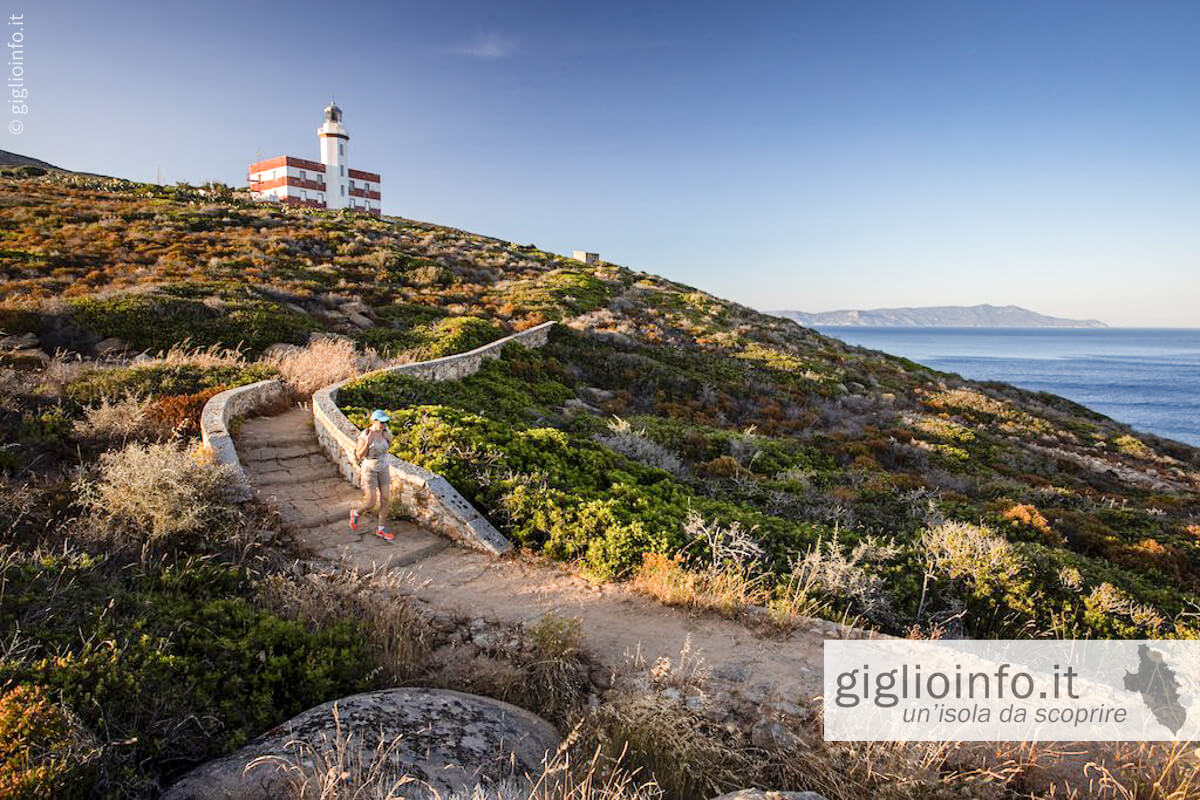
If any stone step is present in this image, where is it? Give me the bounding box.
[386,539,451,569]
[240,444,324,462]
[237,431,320,450]
[254,466,339,487]
[297,508,356,529]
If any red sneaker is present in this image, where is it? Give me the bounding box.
[349,509,359,532]
[375,526,393,542]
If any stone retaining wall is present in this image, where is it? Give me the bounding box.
[199,378,290,501]
[311,321,556,556]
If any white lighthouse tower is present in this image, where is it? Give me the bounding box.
[318,100,350,209]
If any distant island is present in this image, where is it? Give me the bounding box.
[770,304,1108,328]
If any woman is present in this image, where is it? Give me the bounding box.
[350,409,395,541]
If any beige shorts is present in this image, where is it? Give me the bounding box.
[360,460,390,492]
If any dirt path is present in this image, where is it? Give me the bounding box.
[239,407,831,706]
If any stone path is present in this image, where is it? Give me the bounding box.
[238,407,829,707]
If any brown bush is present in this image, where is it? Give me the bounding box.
[76,440,240,545]
[147,385,226,439]
[269,337,379,398]
[0,684,97,798]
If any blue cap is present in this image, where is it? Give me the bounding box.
[369,409,391,423]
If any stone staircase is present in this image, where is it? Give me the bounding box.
[237,407,449,569]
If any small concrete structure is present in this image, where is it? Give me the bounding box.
[572,250,598,265]
[199,379,289,502]
[311,321,556,556]
[162,688,561,800]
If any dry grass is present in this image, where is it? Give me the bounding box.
[73,394,156,445]
[246,703,433,800]
[144,341,247,368]
[630,553,770,619]
[1081,741,1200,800]
[269,337,380,398]
[246,704,663,800]
[75,440,240,546]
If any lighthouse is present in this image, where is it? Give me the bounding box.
[247,102,382,216]
[318,100,349,209]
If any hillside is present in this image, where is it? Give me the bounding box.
[1,170,1199,795]
[3,170,1197,635]
[0,148,62,170]
[772,304,1108,328]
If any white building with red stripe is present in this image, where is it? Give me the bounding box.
[248,102,382,216]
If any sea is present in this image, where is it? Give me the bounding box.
[814,327,1200,448]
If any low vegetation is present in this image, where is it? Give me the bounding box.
[340,328,1200,640]
[1,171,1198,798]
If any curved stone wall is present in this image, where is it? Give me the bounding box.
[311,321,556,556]
[199,378,289,501]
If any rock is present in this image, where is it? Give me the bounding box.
[471,630,500,651]
[710,791,829,800]
[260,343,300,361]
[162,688,560,800]
[562,398,600,415]
[588,666,613,691]
[750,718,793,749]
[94,336,128,356]
[580,386,616,404]
[347,312,374,329]
[0,332,38,349]
[252,529,278,544]
[0,348,49,368]
[712,663,751,684]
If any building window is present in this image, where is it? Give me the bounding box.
[299,170,306,181]
[301,190,307,200]
[349,180,356,190]
[340,185,345,196]
[339,165,344,176]
[339,143,344,156]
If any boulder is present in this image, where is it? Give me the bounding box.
[0,348,49,368]
[347,312,374,329]
[162,688,560,800]
[580,386,616,405]
[260,343,301,361]
[0,332,38,350]
[94,336,128,357]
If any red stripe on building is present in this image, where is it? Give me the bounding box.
[348,168,381,182]
[250,175,327,192]
[248,155,327,174]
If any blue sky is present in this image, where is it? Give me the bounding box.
[15,0,1200,326]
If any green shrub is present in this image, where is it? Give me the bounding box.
[0,549,372,796]
[67,291,319,357]
[67,362,276,405]
[420,315,502,358]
